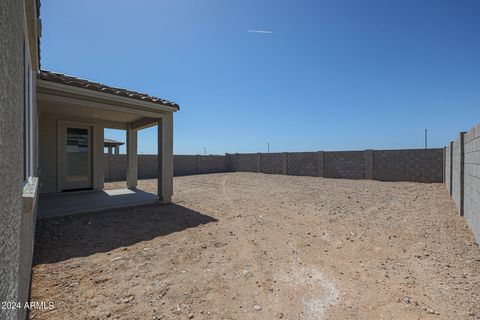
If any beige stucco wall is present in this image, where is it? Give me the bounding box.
[0,1,25,319]
[38,111,118,194]
[0,1,39,319]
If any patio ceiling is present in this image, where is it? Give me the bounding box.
[39,99,146,124]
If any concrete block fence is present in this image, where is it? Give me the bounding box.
[104,154,230,182]
[230,149,443,182]
[445,123,480,243]
[105,148,444,183]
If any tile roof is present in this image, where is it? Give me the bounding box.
[104,138,124,146]
[39,70,179,109]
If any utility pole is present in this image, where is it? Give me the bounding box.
[424,129,428,149]
[266,142,270,153]
[202,147,207,155]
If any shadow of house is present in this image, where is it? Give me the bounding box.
[33,203,217,265]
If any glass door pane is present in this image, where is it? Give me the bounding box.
[66,127,90,184]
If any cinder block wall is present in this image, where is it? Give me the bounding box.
[373,149,444,182]
[105,148,445,183]
[104,154,231,182]
[324,151,365,179]
[464,124,480,243]
[452,138,463,212]
[446,123,480,243]
[287,152,319,176]
[234,149,443,182]
[260,153,283,174]
[236,153,258,172]
[104,154,127,182]
[445,144,452,195]
[197,155,230,174]
[138,155,158,179]
[174,155,197,176]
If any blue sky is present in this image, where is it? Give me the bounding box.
[41,0,480,155]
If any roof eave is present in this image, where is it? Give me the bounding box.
[37,79,180,113]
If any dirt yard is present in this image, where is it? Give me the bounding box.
[30,173,480,320]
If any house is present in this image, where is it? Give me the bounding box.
[0,1,179,319]
[104,138,124,155]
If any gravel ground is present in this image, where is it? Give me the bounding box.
[30,173,480,320]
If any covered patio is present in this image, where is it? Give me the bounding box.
[36,71,179,218]
[37,188,159,218]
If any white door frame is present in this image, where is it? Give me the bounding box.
[57,120,95,192]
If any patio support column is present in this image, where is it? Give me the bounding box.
[126,123,138,189]
[158,113,174,204]
[96,124,105,190]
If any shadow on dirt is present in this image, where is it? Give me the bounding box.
[33,203,217,265]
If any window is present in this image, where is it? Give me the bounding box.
[23,41,33,183]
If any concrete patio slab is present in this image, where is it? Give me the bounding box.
[38,188,159,218]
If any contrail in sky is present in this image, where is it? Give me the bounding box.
[247,29,272,34]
